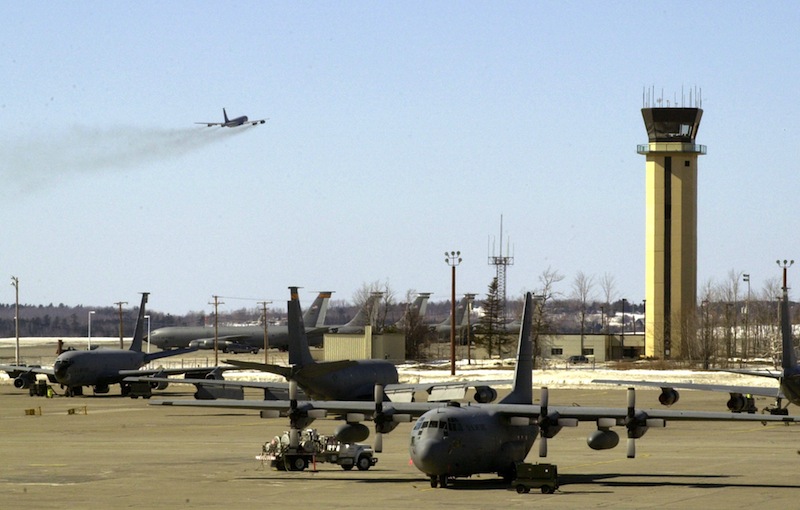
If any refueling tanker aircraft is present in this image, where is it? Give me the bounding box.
[594,272,800,415]
[195,108,266,127]
[0,293,226,397]
[143,287,502,403]
[148,291,331,352]
[153,292,799,488]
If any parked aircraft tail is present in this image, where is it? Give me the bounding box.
[304,291,332,328]
[499,292,533,405]
[128,293,149,353]
[288,286,316,367]
[394,293,431,328]
[347,292,383,329]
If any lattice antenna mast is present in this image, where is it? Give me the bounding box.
[487,215,514,318]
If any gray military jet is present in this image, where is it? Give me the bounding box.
[154,292,798,487]
[1,293,216,397]
[594,275,800,415]
[151,287,500,405]
[148,291,331,352]
[195,108,266,127]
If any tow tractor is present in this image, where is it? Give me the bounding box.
[256,428,378,472]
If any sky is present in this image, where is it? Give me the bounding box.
[2,2,799,318]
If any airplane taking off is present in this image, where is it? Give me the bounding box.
[154,292,799,487]
[1,293,221,397]
[195,108,267,127]
[148,291,331,352]
[594,269,800,415]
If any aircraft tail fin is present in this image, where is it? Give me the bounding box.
[288,287,316,367]
[223,108,229,123]
[303,291,332,328]
[780,287,798,373]
[500,292,534,405]
[128,293,149,353]
[394,293,431,327]
[345,292,383,329]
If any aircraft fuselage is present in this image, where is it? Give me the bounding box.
[53,349,145,387]
[409,405,537,478]
[300,361,398,401]
[780,373,800,406]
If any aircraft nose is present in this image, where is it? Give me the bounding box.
[410,438,448,475]
[53,359,71,381]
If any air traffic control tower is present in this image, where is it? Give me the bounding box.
[637,97,705,359]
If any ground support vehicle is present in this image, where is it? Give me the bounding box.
[256,428,378,472]
[512,462,558,494]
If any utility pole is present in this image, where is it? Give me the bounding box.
[114,301,128,349]
[11,276,19,365]
[209,295,224,366]
[258,300,272,365]
[445,251,462,376]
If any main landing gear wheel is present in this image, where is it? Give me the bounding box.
[430,475,449,488]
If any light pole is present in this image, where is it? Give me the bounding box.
[777,261,794,346]
[620,298,627,359]
[742,274,750,365]
[145,315,151,354]
[445,250,462,376]
[258,300,272,365]
[88,310,96,349]
[11,276,19,365]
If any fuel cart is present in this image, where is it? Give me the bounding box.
[512,462,558,494]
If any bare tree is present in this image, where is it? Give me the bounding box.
[530,266,564,367]
[352,280,395,331]
[599,272,617,334]
[571,271,595,357]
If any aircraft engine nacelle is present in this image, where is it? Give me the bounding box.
[473,386,498,403]
[587,429,620,451]
[376,420,400,435]
[189,339,215,350]
[150,380,169,390]
[334,423,370,443]
[658,388,680,406]
[14,372,36,389]
[727,393,756,413]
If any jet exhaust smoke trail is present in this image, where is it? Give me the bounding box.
[2,125,247,190]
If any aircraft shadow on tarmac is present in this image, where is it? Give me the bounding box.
[238,472,800,492]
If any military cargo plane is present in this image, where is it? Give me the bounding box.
[154,292,799,487]
[148,291,331,352]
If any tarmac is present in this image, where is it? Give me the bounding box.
[2,343,799,508]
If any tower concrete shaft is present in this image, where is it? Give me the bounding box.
[638,107,705,359]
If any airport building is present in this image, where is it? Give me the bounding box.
[637,101,705,359]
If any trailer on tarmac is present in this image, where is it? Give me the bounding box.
[256,428,378,472]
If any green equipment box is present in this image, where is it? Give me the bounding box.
[512,462,558,494]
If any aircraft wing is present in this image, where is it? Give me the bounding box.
[195,122,223,127]
[385,380,512,403]
[126,375,299,400]
[120,366,232,379]
[593,379,784,400]
[0,364,55,377]
[151,397,800,424]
